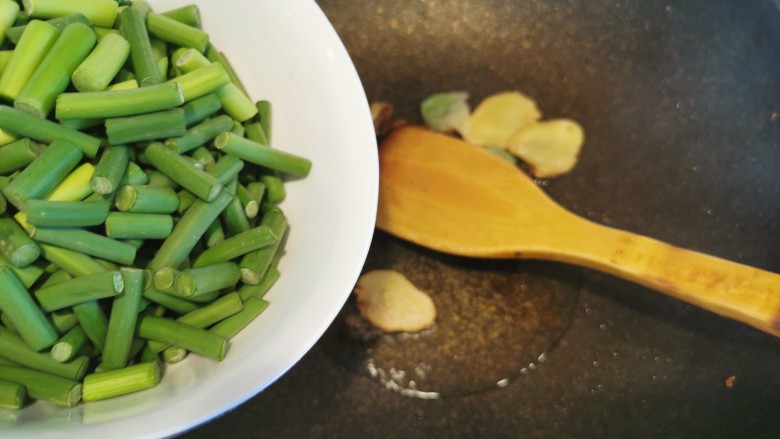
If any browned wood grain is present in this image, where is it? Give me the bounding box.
[377,126,780,337]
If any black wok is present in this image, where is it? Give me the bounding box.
[186,1,780,437]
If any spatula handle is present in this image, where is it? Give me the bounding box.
[555,216,780,337]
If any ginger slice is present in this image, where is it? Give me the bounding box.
[506,118,584,178]
[354,269,436,333]
[463,91,541,147]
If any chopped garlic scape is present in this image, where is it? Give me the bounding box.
[463,91,541,147]
[420,91,470,135]
[507,119,585,178]
[354,269,436,333]
[483,145,518,165]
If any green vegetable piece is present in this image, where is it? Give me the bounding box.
[221,180,251,237]
[213,50,250,96]
[0,266,57,351]
[0,105,101,158]
[236,183,259,219]
[105,108,186,145]
[137,316,228,361]
[26,200,111,227]
[142,286,200,315]
[176,49,256,122]
[152,266,178,292]
[244,121,269,146]
[165,114,233,154]
[162,346,187,364]
[181,93,222,126]
[246,181,266,206]
[49,309,78,334]
[203,218,225,248]
[93,26,118,42]
[50,325,88,363]
[260,174,286,204]
[239,208,287,285]
[22,0,119,28]
[238,265,280,301]
[176,189,196,214]
[256,100,273,144]
[0,19,60,101]
[39,243,107,277]
[43,162,96,203]
[168,61,230,102]
[420,91,470,134]
[183,290,219,304]
[483,145,519,165]
[33,270,124,312]
[174,46,208,71]
[57,82,184,119]
[230,120,245,137]
[114,184,179,213]
[15,22,97,118]
[101,268,144,370]
[105,212,173,240]
[5,13,91,46]
[71,32,130,92]
[216,83,258,122]
[122,162,150,186]
[210,297,269,340]
[0,327,88,380]
[72,300,108,353]
[0,252,44,288]
[149,36,167,63]
[0,217,40,267]
[82,361,160,402]
[161,4,201,28]
[147,292,244,353]
[191,146,216,171]
[120,3,162,86]
[145,170,178,189]
[146,12,208,53]
[0,366,82,407]
[214,132,311,178]
[91,145,130,195]
[208,154,245,186]
[41,270,73,289]
[0,0,19,46]
[0,50,11,72]
[174,262,241,297]
[143,141,222,202]
[0,379,25,409]
[31,228,137,266]
[2,139,83,210]
[0,127,17,148]
[147,190,233,272]
[0,138,45,175]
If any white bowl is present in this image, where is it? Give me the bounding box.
[1,0,378,437]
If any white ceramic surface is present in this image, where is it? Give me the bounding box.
[1,1,378,437]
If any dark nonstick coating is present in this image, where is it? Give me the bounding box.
[186,1,780,437]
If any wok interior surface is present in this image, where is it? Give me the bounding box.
[186,1,780,437]
[322,232,582,398]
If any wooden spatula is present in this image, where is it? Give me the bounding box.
[376,126,780,337]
